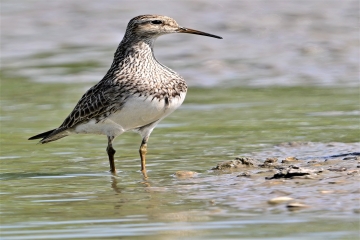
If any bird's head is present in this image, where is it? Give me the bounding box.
[125,15,222,40]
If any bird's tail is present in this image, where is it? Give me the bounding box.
[28,129,56,140]
[28,129,67,144]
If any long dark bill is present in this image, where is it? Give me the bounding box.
[178,27,222,39]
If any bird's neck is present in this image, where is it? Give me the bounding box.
[115,36,155,62]
[110,36,178,80]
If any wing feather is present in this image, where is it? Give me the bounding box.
[43,81,122,141]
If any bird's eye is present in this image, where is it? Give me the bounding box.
[151,20,163,24]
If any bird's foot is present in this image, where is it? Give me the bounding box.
[109,168,117,176]
[141,168,148,179]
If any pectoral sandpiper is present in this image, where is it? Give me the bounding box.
[29,15,222,176]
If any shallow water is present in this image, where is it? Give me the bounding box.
[1,79,359,239]
[1,1,360,239]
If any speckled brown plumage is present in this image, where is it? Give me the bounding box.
[29,15,222,175]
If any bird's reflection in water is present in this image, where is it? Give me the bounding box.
[110,172,151,193]
[110,176,122,193]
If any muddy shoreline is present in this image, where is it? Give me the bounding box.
[177,142,360,213]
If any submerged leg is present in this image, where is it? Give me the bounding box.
[139,137,148,177]
[107,136,116,173]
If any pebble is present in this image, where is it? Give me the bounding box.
[175,171,197,178]
[286,202,309,210]
[237,171,252,178]
[282,156,299,163]
[319,190,334,194]
[268,196,294,204]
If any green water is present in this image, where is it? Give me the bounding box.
[1,75,359,239]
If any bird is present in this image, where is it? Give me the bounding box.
[29,15,222,176]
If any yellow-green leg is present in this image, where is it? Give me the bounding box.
[139,138,148,178]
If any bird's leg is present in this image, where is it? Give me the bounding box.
[106,136,116,174]
[139,137,148,177]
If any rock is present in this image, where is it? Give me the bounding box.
[234,157,260,166]
[211,160,240,170]
[259,157,280,168]
[266,165,322,179]
[268,196,294,204]
[212,157,260,170]
[265,157,278,163]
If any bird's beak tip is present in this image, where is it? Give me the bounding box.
[178,27,222,39]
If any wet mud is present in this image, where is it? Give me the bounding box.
[207,142,359,213]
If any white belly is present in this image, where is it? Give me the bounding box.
[74,92,186,137]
